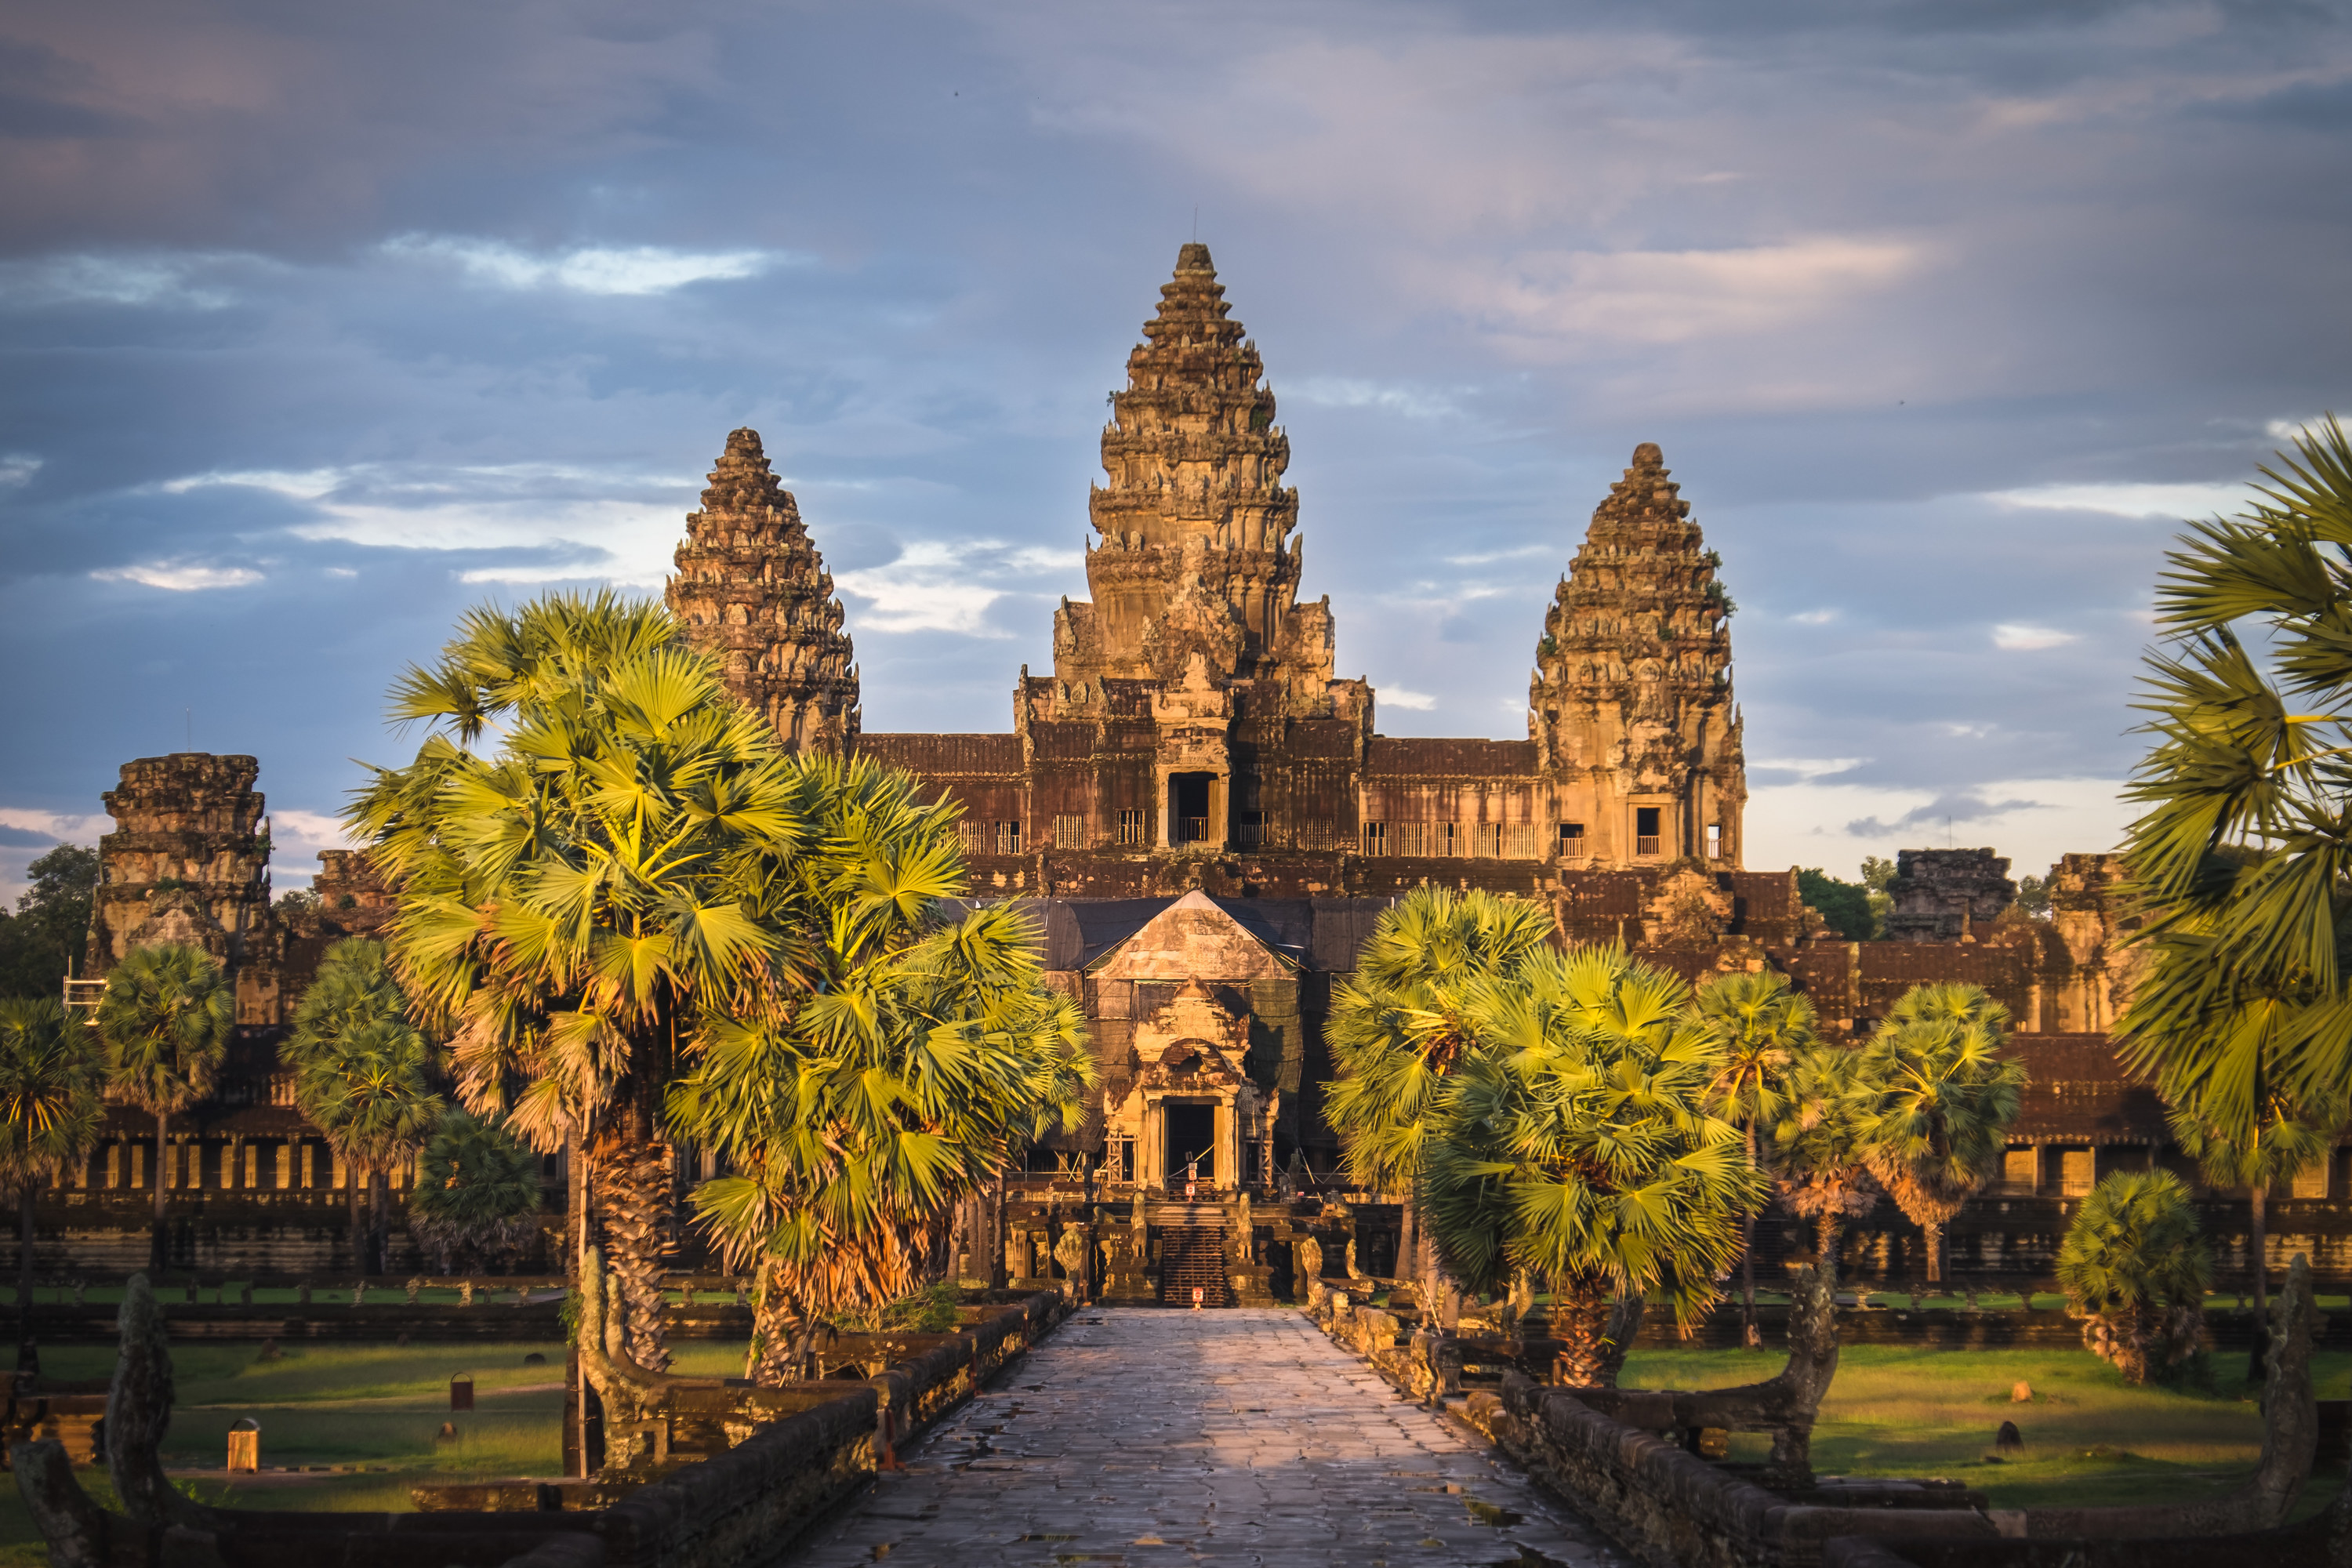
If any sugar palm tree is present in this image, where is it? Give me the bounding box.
[1697,971,1816,1331]
[1852,982,2025,1287]
[670,766,1092,1382]
[286,938,416,1260]
[2166,1086,2332,1347]
[1769,1043,1882,1282]
[409,1109,546,1272]
[1324,886,1555,1294]
[0,998,103,1352]
[93,942,233,1272]
[2118,418,2352,1206]
[289,1010,442,1273]
[1421,946,1766,1385]
[2057,1169,2211,1384]
[347,590,807,1370]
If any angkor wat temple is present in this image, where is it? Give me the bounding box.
[45,245,2350,1295]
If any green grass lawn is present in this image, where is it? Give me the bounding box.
[0,1339,754,1564]
[3,1285,749,1308]
[1621,1341,2352,1513]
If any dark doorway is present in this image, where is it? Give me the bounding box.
[1164,1103,1215,1183]
[1635,805,1661,857]
[1171,773,1214,844]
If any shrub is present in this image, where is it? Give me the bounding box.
[2057,1170,2210,1383]
[409,1111,546,1272]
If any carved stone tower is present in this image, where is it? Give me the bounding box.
[1049,243,1347,710]
[1529,444,1745,866]
[85,753,282,1024]
[1025,244,1369,854]
[666,428,860,753]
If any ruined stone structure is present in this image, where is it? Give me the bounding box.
[665,427,861,753]
[59,757,452,1275]
[1885,847,2015,942]
[83,753,280,1025]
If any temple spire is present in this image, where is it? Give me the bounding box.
[665,428,860,753]
[1529,443,1745,865]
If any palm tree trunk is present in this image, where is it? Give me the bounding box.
[20,1181,37,1363]
[2247,1181,2269,1383]
[151,1111,169,1275]
[1550,1278,1613,1386]
[1924,1219,1943,1287]
[347,1155,364,1271]
[593,1133,673,1372]
[370,1168,390,1276]
[1816,1213,1841,1285]
[989,1167,1008,1290]
[1740,1122,1758,1332]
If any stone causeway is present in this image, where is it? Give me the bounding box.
[789,1306,1615,1566]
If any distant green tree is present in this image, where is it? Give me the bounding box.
[1852,983,2026,1284]
[285,939,441,1272]
[409,1110,546,1272]
[1860,855,1896,934]
[2013,875,2053,918]
[0,845,100,1001]
[1795,869,1876,940]
[273,887,321,924]
[93,943,234,1272]
[1697,971,1817,1330]
[1769,1044,1882,1280]
[0,998,103,1351]
[2058,1170,2210,1383]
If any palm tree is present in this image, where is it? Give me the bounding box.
[286,938,416,1260]
[347,590,805,1370]
[409,1109,546,1272]
[2057,1169,2211,1384]
[1852,982,2025,1287]
[93,942,233,1272]
[669,766,1093,1383]
[288,1008,442,1273]
[1769,1043,1882,1282]
[1697,971,1816,1332]
[2165,1087,2332,1350]
[1420,946,1766,1385]
[1323,886,1555,1298]
[0,998,103,1352]
[2118,419,2352,1265]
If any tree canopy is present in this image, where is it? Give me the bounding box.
[2119,417,2352,1126]
[1795,868,1877,941]
[0,844,99,1001]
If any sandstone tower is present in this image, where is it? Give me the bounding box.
[1529,443,1745,866]
[666,428,860,753]
[1048,242,1356,719]
[84,753,281,1024]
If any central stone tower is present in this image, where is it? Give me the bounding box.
[1049,243,1348,714]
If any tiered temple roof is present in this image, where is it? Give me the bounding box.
[666,428,860,752]
[1051,244,1347,717]
[1530,442,1745,863]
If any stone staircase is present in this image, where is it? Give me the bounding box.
[1154,1205,1232,1308]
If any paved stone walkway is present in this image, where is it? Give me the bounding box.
[789,1307,1618,1566]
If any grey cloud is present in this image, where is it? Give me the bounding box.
[1,0,2347,886]
[1846,793,2049,840]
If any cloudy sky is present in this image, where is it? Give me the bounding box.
[3,0,2347,897]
